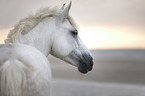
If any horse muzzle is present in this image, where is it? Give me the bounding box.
[78,54,93,73]
[63,48,94,74]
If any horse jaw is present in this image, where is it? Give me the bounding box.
[50,34,93,74]
[61,37,94,74]
[63,47,93,74]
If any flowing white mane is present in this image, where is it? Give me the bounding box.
[5,7,76,43]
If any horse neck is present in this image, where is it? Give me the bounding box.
[19,18,55,56]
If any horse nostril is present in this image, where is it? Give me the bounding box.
[90,58,94,66]
[89,59,94,71]
[89,56,93,63]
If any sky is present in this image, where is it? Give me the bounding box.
[0,0,145,49]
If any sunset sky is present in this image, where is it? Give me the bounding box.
[0,0,145,49]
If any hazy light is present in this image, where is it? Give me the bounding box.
[1,27,145,50]
[79,27,145,49]
[0,29,9,44]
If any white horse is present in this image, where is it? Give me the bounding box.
[1,2,93,96]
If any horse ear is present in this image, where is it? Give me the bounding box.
[60,3,65,10]
[59,1,72,22]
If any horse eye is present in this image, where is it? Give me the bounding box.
[72,30,78,35]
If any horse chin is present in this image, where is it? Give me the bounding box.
[78,65,88,73]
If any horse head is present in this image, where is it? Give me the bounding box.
[50,2,93,73]
[5,2,93,74]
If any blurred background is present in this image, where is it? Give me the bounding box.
[0,0,145,90]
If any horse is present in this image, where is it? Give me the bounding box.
[1,2,93,96]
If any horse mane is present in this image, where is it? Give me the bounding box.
[5,7,76,43]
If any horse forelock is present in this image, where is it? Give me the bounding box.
[5,6,77,43]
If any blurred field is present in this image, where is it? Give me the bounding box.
[49,50,145,85]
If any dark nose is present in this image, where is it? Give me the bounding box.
[83,54,93,71]
[78,54,94,74]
